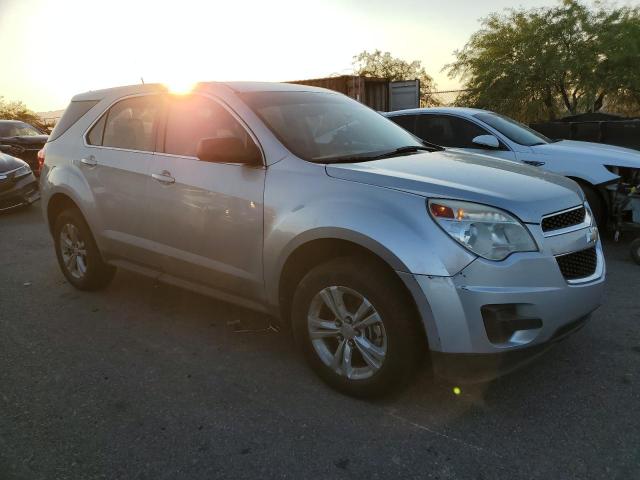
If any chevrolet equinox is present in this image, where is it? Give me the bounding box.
[40,82,605,396]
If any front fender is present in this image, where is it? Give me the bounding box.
[262,158,476,307]
[520,153,620,186]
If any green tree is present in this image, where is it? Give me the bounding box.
[353,50,439,107]
[446,0,640,121]
[0,97,47,130]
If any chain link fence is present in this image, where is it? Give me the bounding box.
[424,89,470,107]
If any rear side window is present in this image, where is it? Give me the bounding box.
[87,114,106,146]
[389,114,417,133]
[89,96,161,151]
[49,100,99,142]
[163,95,254,157]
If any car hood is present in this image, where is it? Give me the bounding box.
[532,140,640,168]
[0,134,49,147]
[325,150,583,223]
[0,153,27,173]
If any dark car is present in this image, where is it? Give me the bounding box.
[0,120,48,174]
[0,153,40,212]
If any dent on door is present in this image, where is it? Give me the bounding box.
[148,156,266,301]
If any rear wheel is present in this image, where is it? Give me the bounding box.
[53,208,116,290]
[291,257,423,397]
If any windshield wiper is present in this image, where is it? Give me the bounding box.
[376,145,435,158]
[420,140,445,151]
[321,145,435,164]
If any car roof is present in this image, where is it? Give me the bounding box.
[71,81,334,102]
[220,81,333,94]
[71,83,167,101]
[385,107,489,117]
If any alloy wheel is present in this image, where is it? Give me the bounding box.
[307,286,387,380]
[59,223,88,279]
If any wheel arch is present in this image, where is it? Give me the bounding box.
[567,176,610,219]
[274,234,430,350]
[46,192,84,234]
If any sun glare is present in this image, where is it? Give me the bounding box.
[164,79,198,95]
[6,0,386,111]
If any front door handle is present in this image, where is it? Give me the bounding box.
[80,155,97,167]
[523,160,546,167]
[152,170,175,185]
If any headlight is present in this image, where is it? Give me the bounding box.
[428,199,538,260]
[12,165,32,178]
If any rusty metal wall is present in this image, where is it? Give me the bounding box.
[287,75,392,111]
[289,76,350,94]
[363,79,389,111]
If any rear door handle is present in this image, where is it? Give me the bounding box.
[80,155,97,167]
[152,170,175,185]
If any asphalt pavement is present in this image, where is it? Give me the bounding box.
[1,205,639,479]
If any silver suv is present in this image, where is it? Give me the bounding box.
[40,82,605,396]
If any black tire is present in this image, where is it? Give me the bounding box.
[578,182,605,228]
[631,238,640,265]
[53,207,116,290]
[291,257,424,398]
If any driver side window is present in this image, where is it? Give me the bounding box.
[415,115,491,148]
[163,95,254,157]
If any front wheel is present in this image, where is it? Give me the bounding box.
[291,257,424,397]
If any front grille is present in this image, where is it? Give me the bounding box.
[0,196,24,211]
[556,247,597,280]
[542,206,586,232]
[0,177,13,192]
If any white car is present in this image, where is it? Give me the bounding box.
[384,107,640,224]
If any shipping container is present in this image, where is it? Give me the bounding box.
[288,75,420,112]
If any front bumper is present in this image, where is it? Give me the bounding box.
[0,173,40,212]
[412,235,605,381]
[430,314,591,383]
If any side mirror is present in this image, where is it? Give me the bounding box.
[472,135,500,150]
[196,137,261,165]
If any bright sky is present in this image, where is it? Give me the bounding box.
[0,0,609,112]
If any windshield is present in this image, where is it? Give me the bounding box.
[0,122,42,137]
[474,112,551,146]
[241,91,423,162]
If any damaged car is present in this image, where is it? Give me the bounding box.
[40,82,606,396]
[384,107,640,230]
